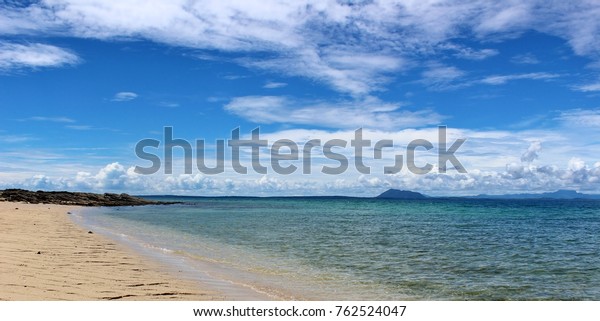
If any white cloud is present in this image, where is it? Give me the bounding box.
[480,72,560,85]
[5,155,600,196]
[158,101,179,108]
[511,53,540,64]
[242,50,404,95]
[441,44,499,60]
[558,109,600,128]
[456,48,498,60]
[0,42,80,70]
[263,82,287,89]
[2,110,600,195]
[112,91,138,102]
[222,74,248,80]
[21,116,75,123]
[474,2,533,33]
[0,135,33,143]
[420,64,466,90]
[574,81,600,92]
[224,95,443,130]
[535,1,600,57]
[2,1,598,95]
[521,141,541,163]
[65,125,93,130]
[567,157,586,172]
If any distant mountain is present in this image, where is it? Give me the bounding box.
[375,189,600,200]
[473,189,600,200]
[376,189,427,199]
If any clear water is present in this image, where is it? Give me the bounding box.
[73,198,600,300]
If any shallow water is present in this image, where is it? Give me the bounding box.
[74,198,600,300]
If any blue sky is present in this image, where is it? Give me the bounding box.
[1,0,600,196]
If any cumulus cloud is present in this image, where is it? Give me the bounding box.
[2,105,599,196]
[6,156,600,196]
[1,118,597,196]
[521,141,542,162]
[112,91,138,102]
[69,162,148,191]
[0,42,80,70]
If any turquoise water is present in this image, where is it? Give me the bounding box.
[75,198,600,300]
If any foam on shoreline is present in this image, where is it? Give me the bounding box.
[71,206,281,300]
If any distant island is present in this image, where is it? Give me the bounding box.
[0,189,173,206]
[376,189,427,199]
[377,188,600,200]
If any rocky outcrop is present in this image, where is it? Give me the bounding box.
[0,189,172,206]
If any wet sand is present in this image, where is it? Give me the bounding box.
[0,202,224,300]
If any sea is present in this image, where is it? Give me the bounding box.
[72,197,600,300]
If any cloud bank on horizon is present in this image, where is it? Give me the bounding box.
[1,0,600,196]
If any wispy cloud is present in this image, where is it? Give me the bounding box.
[557,109,600,127]
[0,134,33,143]
[158,101,179,108]
[20,116,75,123]
[420,70,562,91]
[441,44,499,60]
[420,64,466,90]
[480,72,560,85]
[2,1,600,95]
[222,74,248,80]
[456,48,498,60]
[65,125,119,132]
[111,91,138,102]
[224,95,442,130]
[511,53,540,64]
[0,42,80,70]
[263,82,287,89]
[65,125,93,130]
[242,50,404,96]
[573,81,600,92]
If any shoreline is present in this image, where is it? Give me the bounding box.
[0,202,223,300]
[73,206,282,300]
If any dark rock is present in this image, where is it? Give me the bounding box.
[0,189,175,207]
[36,251,41,255]
[88,231,93,234]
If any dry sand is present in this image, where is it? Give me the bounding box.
[0,202,223,300]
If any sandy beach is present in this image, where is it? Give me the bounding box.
[0,202,222,300]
